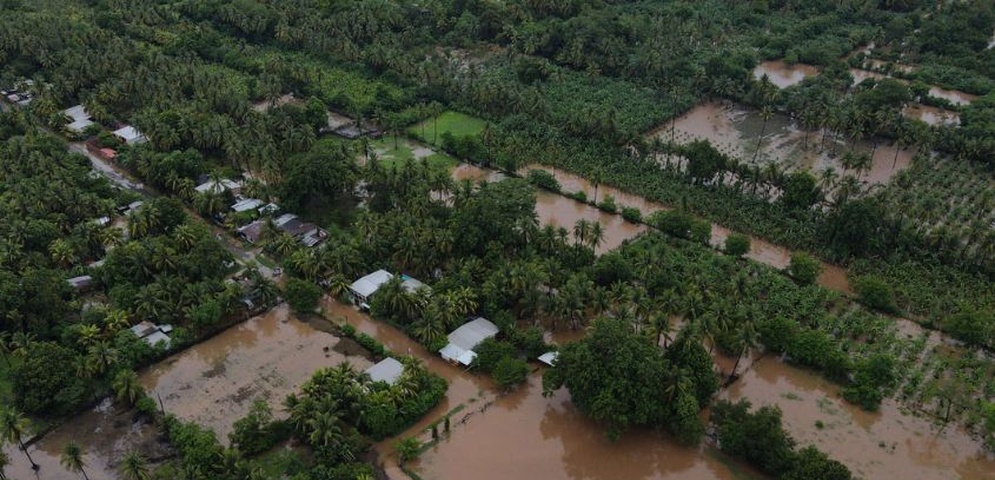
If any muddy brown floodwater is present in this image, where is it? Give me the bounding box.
[903,104,961,126]
[517,164,853,294]
[660,102,913,187]
[413,374,761,480]
[140,304,373,441]
[726,358,995,480]
[752,61,819,89]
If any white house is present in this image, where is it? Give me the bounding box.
[112,125,148,145]
[195,179,240,195]
[62,105,94,133]
[349,269,394,308]
[364,357,405,385]
[231,198,264,213]
[129,321,172,348]
[439,317,499,366]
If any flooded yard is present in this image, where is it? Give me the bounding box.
[139,304,372,441]
[657,101,914,186]
[412,374,757,480]
[725,358,995,480]
[753,61,819,88]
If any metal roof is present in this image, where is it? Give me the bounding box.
[446,317,499,351]
[364,357,405,385]
[349,270,393,299]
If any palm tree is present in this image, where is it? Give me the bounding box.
[0,332,10,367]
[729,320,759,383]
[572,219,590,247]
[120,451,151,480]
[0,449,9,480]
[0,407,37,471]
[305,410,345,450]
[589,168,604,204]
[113,370,144,406]
[588,221,605,251]
[753,106,773,163]
[61,440,89,480]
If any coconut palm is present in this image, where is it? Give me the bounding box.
[0,449,9,479]
[113,369,144,406]
[0,407,37,471]
[61,440,89,480]
[120,451,151,480]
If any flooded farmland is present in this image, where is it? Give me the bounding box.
[412,374,759,480]
[753,60,819,88]
[140,305,372,441]
[726,358,995,480]
[658,101,914,186]
[517,164,853,294]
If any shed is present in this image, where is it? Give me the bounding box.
[67,275,94,290]
[238,220,267,244]
[439,317,499,366]
[538,351,559,366]
[364,357,405,385]
[112,125,148,145]
[231,198,264,213]
[130,321,159,338]
[62,105,94,133]
[143,330,171,348]
[349,269,394,307]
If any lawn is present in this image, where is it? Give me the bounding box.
[408,111,489,146]
[368,137,459,172]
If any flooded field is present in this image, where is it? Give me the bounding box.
[3,399,161,480]
[412,374,758,480]
[140,304,372,441]
[903,104,961,126]
[519,164,853,294]
[726,358,995,480]
[849,69,977,106]
[753,60,819,88]
[659,101,913,186]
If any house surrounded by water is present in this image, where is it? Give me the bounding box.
[439,317,499,366]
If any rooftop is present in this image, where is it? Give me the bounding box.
[364,357,405,385]
[350,269,394,299]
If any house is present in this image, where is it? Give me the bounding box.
[195,179,240,195]
[439,317,500,366]
[238,219,267,244]
[274,213,327,247]
[349,269,394,308]
[62,105,95,133]
[364,357,405,385]
[129,321,172,348]
[67,275,94,291]
[258,203,280,215]
[112,125,148,145]
[538,351,559,366]
[231,198,264,213]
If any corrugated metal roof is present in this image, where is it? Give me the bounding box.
[350,270,393,299]
[365,357,405,385]
[446,317,499,351]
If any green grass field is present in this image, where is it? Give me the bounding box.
[409,111,488,146]
[369,137,458,172]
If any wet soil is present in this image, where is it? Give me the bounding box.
[753,61,819,88]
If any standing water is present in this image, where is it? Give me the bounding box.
[752,61,819,89]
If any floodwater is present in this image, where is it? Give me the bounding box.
[660,102,913,186]
[903,104,961,126]
[412,374,759,480]
[2,398,162,480]
[849,69,977,106]
[140,305,373,441]
[752,61,819,88]
[726,358,995,480]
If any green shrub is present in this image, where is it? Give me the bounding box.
[284,278,321,314]
[788,252,822,286]
[526,169,560,192]
[724,233,751,257]
[597,195,617,213]
[944,310,995,347]
[492,356,529,390]
[471,338,516,372]
[853,276,898,314]
[621,207,642,223]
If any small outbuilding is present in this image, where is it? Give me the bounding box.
[364,357,405,385]
[112,125,148,145]
[231,198,264,213]
[62,105,94,133]
[349,269,394,308]
[238,220,267,244]
[538,351,559,366]
[67,275,94,291]
[439,317,500,366]
[195,179,240,195]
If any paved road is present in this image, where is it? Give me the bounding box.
[68,143,150,195]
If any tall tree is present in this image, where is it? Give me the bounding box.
[0,407,37,471]
[60,440,89,480]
